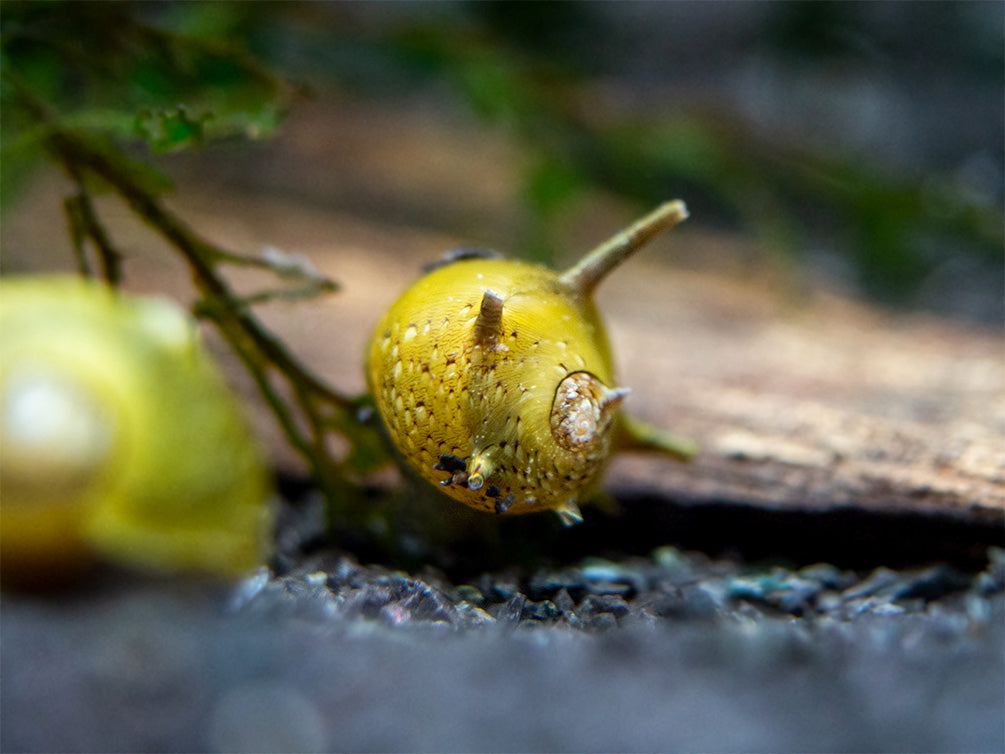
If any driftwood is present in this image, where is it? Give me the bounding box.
[602,263,1004,525]
[5,111,1001,567]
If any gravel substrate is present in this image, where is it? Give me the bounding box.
[248,544,1002,632]
[3,543,1002,753]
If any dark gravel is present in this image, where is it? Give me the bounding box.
[4,482,1003,753]
[3,542,1003,753]
[241,545,1003,633]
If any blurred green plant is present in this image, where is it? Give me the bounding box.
[382,14,1003,304]
[1,3,290,204]
[1,2,387,526]
[225,1,999,311]
[6,3,1001,304]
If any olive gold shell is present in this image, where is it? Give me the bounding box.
[367,201,689,525]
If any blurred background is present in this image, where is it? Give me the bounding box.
[3,0,1003,323]
[2,9,1003,752]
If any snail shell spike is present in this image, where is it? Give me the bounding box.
[603,385,631,408]
[472,289,505,348]
[554,499,584,527]
[466,450,497,491]
[559,200,689,298]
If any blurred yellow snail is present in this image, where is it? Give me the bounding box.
[0,276,272,588]
[367,201,696,526]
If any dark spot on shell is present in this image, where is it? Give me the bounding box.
[486,485,501,498]
[495,494,515,514]
[435,453,470,487]
[434,454,467,473]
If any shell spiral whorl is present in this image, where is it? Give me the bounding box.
[551,372,628,452]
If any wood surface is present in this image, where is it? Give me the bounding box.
[4,102,1002,532]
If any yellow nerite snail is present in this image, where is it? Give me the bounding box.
[367,201,695,526]
[0,276,272,588]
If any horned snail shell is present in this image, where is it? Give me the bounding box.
[367,201,691,525]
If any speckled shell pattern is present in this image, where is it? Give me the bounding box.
[367,258,619,517]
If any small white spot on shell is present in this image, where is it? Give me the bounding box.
[1,369,115,482]
[403,325,418,342]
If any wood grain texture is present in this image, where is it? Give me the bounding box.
[4,104,1001,528]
